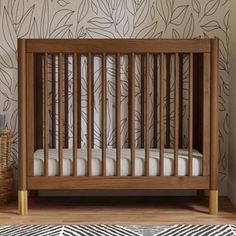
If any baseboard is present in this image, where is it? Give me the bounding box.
[228,180,236,206]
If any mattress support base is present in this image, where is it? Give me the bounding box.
[18,190,28,216]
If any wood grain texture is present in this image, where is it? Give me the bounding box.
[26,53,34,177]
[159,53,164,177]
[58,53,63,176]
[102,53,107,176]
[188,53,193,176]
[18,39,27,190]
[87,53,92,176]
[44,53,49,176]
[26,39,211,53]
[73,53,78,176]
[129,53,135,176]
[116,53,121,176]
[210,39,219,190]
[27,176,209,190]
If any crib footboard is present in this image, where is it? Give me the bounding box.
[18,38,219,215]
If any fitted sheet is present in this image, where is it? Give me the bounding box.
[34,148,203,176]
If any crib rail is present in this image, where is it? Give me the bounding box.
[18,39,218,191]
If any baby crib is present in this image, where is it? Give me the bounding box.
[18,38,219,215]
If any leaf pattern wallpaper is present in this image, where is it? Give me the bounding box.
[0,0,230,188]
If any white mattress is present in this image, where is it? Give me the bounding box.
[34,149,203,176]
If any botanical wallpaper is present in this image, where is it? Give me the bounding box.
[0,0,229,185]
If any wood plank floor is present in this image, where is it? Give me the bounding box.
[0,196,235,225]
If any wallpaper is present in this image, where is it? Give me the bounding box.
[0,0,230,184]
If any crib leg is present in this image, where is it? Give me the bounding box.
[209,190,218,215]
[18,190,28,216]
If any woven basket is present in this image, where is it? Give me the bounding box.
[0,129,13,205]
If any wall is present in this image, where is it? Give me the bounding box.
[0,0,230,193]
[228,0,236,205]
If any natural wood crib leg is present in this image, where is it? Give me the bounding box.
[209,190,218,215]
[18,190,28,216]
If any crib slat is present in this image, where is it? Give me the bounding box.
[51,55,56,149]
[35,55,43,150]
[166,54,171,147]
[73,53,78,176]
[91,55,94,148]
[203,53,211,176]
[153,55,158,148]
[144,53,150,176]
[116,53,121,176]
[159,53,164,176]
[141,56,145,148]
[59,53,63,176]
[102,53,107,176]
[179,54,183,147]
[64,54,69,148]
[129,53,135,176]
[44,53,49,176]
[87,53,92,176]
[174,53,179,176]
[78,55,82,148]
[188,53,193,176]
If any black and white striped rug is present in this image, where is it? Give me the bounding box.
[0,224,235,236]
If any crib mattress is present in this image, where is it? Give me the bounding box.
[34,148,203,176]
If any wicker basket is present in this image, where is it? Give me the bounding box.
[0,129,13,205]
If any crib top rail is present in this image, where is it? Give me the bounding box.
[23,39,211,54]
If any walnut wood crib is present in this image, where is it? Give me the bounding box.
[18,38,219,216]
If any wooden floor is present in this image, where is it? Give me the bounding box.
[0,196,235,225]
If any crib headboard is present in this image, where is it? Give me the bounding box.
[18,39,219,190]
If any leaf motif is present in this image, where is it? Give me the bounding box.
[12,0,24,24]
[135,21,158,38]
[77,26,86,38]
[88,17,113,28]
[91,0,98,15]
[57,0,69,7]
[96,0,111,18]
[17,5,35,37]
[29,17,39,38]
[122,18,129,37]
[0,69,13,95]
[3,99,10,112]
[86,27,115,38]
[183,13,194,38]
[50,25,71,38]
[201,20,221,32]
[150,3,155,20]
[77,0,89,23]
[10,109,18,135]
[3,7,17,52]
[153,31,163,38]
[223,113,229,135]
[40,0,49,38]
[68,29,73,38]
[0,46,14,68]
[222,81,229,97]
[127,0,136,15]
[223,10,229,29]
[170,5,188,25]
[134,0,149,28]
[115,0,126,25]
[204,0,220,16]
[49,9,74,36]
[191,0,201,15]
[172,28,180,38]
[156,0,170,26]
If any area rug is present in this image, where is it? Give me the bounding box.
[0,224,235,236]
